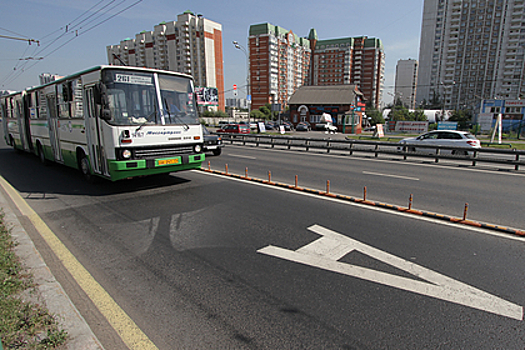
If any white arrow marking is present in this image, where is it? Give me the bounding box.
[257,225,523,320]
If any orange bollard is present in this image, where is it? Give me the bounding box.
[225,164,228,174]
[463,203,469,220]
[245,167,248,178]
[295,175,298,188]
[326,180,330,194]
[408,194,413,210]
[364,186,367,201]
[208,161,211,170]
[268,171,271,182]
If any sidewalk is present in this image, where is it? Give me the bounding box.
[0,184,104,350]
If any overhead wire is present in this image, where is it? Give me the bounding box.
[1,0,142,88]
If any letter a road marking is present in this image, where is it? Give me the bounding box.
[257,225,523,320]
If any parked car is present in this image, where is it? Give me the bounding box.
[276,121,294,131]
[218,121,229,128]
[296,121,311,131]
[202,126,224,156]
[217,123,251,134]
[265,121,277,130]
[397,130,481,155]
[315,121,338,133]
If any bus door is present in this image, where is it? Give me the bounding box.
[22,94,33,152]
[46,94,63,162]
[15,96,30,151]
[84,86,107,176]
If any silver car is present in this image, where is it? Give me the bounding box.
[398,130,481,155]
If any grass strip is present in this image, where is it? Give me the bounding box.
[0,211,68,349]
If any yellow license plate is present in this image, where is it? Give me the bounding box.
[158,158,179,166]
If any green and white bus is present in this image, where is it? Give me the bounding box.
[1,66,205,181]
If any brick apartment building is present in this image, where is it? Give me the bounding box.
[248,23,385,110]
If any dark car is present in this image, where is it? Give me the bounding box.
[218,124,251,134]
[202,126,224,156]
[296,121,311,131]
[264,121,277,130]
[276,121,294,131]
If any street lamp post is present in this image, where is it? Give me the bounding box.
[232,40,251,123]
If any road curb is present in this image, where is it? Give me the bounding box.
[0,181,104,350]
[200,168,525,237]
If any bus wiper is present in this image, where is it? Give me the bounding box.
[164,98,189,130]
[135,107,157,132]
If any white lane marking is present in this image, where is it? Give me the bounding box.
[199,171,525,243]
[227,154,257,160]
[362,171,419,181]
[257,224,523,320]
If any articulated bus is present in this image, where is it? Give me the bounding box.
[1,66,205,181]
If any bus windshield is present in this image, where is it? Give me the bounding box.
[102,70,199,126]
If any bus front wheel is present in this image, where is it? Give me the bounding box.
[37,143,48,165]
[79,153,95,183]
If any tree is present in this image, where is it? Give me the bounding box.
[259,105,271,119]
[388,105,429,122]
[449,109,472,130]
[413,109,427,121]
[388,105,411,121]
[250,109,265,120]
[365,101,384,125]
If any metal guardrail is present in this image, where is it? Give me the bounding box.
[216,133,525,170]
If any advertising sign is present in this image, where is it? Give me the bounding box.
[394,121,428,133]
[478,113,493,132]
[437,121,458,130]
[195,87,219,106]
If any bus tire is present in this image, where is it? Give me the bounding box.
[37,143,48,165]
[79,153,96,183]
[9,135,17,151]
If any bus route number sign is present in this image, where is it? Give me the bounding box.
[115,74,152,85]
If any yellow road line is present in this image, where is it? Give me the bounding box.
[0,176,158,350]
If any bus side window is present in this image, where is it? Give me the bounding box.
[38,91,47,120]
[57,82,73,118]
[72,80,83,119]
[30,92,39,119]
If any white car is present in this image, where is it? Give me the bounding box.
[315,122,338,133]
[398,130,481,155]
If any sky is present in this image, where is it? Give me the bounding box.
[0,0,424,105]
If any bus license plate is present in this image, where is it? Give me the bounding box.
[158,158,179,166]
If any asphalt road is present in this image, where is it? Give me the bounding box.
[209,142,525,231]
[1,139,525,349]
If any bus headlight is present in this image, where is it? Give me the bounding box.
[194,144,202,153]
[122,149,132,159]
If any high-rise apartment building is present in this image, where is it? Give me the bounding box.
[395,59,419,109]
[107,11,225,111]
[417,0,525,110]
[248,23,311,110]
[248,23,385,110]
[308,32,385,108]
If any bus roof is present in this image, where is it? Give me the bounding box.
[2,66,195,96]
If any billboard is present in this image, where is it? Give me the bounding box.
[195,87,219,106]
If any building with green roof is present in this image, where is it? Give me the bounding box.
[248,23,384,110]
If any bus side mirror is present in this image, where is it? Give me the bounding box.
[94,83,108,106]
[94,83,102,104]
[100,108,111,120]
